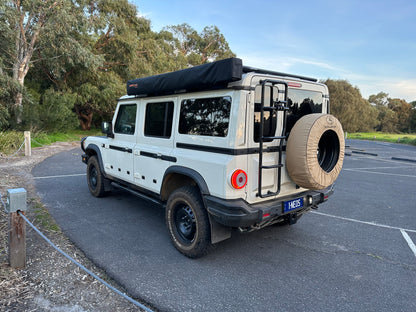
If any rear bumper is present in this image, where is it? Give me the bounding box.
[205,185,334,228]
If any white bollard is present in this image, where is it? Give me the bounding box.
[24,131,31,156]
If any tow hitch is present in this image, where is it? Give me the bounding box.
[285,212,298,225]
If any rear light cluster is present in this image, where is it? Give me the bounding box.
[231,169,247,189]
[288,82,302,88]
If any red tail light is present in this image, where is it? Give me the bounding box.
[231,170,247,189]
[288,82,302,88]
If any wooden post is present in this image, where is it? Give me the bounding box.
[7,188,27,269]
[24,131,31,156]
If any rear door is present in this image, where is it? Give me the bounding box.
[246,78,285,202]
[133,98,176,193]
[246,76,328,203]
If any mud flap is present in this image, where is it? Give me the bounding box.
[208,215,232,244]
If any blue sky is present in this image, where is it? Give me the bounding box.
[133,0,416,102]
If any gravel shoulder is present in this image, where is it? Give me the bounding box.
[0,142,147,312]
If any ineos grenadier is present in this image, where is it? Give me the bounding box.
[81,58,345,258]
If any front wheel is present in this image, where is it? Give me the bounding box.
[166,186,211,258]
[87,156,107,197]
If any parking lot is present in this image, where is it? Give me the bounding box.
[33,139,416,312]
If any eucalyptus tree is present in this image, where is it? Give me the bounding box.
[0,0,91,124]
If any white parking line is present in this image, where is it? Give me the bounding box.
[400,230,416,259]
[311,211,416,259]
[310,211,416,233]
[344,165,416,170]
[33,173,86,179]
[342,168,416,178]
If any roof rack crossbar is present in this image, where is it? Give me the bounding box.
[242,66,318,82]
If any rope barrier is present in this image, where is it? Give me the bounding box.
[0,138,26,159]
[30,138,47,147]
[15,211,155,312]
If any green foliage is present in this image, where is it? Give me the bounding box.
[163,23,236,66]
[0,129,101,155]
[0,68,17,130]
[324,79,378,132]
[324,80,415,134]
[377,105,398,133]
[29,129,101,148]
[40,89,79,131]
[347,132,416,146]
[0,131,24,155]
[1,0,236,132]
[368,92,389,106]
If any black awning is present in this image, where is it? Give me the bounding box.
[127,58,243,97]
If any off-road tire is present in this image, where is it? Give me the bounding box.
[87,156,107,197]
[166,186,211,258]
[286,114,345,190]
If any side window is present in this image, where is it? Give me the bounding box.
[179,96,231,137]
[114,104,137,135]
[144,101,174,138]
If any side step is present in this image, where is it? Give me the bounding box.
[111,182,162,206]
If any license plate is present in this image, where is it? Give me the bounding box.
[283,197,304,213]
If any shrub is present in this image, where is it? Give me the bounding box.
[40,89,79,131]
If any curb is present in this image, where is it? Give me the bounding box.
[351,151,378,157]
[391,157,416,163]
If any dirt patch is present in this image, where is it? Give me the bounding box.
[0,143,150,311]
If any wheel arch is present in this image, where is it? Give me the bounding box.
[161,166,210,202]
[85,144,105,174]
[161,167,232,245]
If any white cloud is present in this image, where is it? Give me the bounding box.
[240,53,337,74]
[137,11,151,18]
[239,53,416,102]
[358,78,416,102]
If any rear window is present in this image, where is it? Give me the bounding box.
[144,101,174,138]
[253,87,323,141]
[179,96,231,137]
[286,89,323,134]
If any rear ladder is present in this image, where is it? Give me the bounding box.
[257,79,289,198]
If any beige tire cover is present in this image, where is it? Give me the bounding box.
[286,113,345,190]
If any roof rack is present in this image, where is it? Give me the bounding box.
[242,66,318,82]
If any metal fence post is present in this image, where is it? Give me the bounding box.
[7,188,27,269]
[24,131,31,156]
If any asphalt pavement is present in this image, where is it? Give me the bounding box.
[32,140,416,312]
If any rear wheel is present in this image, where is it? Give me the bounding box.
[166,186,211,258]
[87,156,107,197]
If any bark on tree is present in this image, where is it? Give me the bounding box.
[11,0,49,124]
[75,105,94,130]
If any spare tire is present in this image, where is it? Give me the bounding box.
[286,114,345,190]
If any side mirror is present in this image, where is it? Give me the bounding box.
[101,121,114,138]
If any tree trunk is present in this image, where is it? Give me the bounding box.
[75,105,94,130]
[12,0,44,124]
[13,75,25,124]
[80,112,93,131]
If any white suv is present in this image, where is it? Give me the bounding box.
[81,58,345,258]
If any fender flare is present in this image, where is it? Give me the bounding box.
[85,144,106,176]
[162,166,210,196]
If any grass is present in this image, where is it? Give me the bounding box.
[0,129,101,155]
[30,199,61,233]
[346,132,416,146]
[29,129,101,148]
